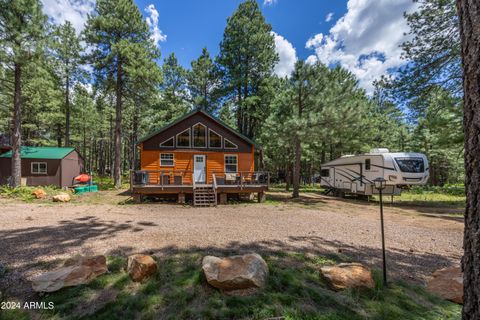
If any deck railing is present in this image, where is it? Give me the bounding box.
[212,171,270,189]
[131,170,194,189]
[131,170,270,188]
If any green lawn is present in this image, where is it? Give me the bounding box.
[2,252,461,320]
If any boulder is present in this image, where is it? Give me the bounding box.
[202,253,268,291]
[32,255,108,292]
[320,263,375,291]
[127,254,157,282]
[427,266,463,304]
[32,189,47,199]
[53,193,71,202]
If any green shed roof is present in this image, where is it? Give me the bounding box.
[0,146,75,159]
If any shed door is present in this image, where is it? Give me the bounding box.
[193,155,206,183]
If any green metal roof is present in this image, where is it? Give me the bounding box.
[136,109,259,147]
[0,146,75,159]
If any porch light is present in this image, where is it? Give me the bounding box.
[374,177,386,190]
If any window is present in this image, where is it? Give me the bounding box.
[224,155,238,173]
[321,169,330,177]
[159,137,174,147]
[395,157,424,173]
[31,162,47,174]
[160,153,174,166]
[365,159,371,170]
[176,128,190,147]
[224,138,238,149]
[193,123,207,148]
[208,129,222,148]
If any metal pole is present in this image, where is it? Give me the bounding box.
[379,188,387,286]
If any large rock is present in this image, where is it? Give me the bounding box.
[202,253,268,291]
[32,188,47,199]
[320,263,375,291]
[127,254,157,282]
[427,266,463,304]
[53,193,71,202]
[32,255,108,292]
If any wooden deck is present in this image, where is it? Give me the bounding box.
[131,183,268,194]
[130,170,269,205]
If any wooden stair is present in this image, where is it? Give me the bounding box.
[193,185,217,207]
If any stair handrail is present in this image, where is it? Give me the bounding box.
[212,173,218,206]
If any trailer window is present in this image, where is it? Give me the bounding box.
[365,159,371,170]
[395,157,424,173]
[321,169,329,177]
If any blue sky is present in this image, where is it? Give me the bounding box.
[137,0,347,68]
[41,0,418,93]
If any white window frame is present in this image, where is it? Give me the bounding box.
[31,162,47,174]
[208,128,222,149]
[192,122,207,148]
[160,153,175,167]
[224,138,238,150]
[224,154,238,173]
[159,137,174,148]
[176,128,191,148]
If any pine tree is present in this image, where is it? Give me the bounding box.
[187,48,221,113]
[218,0,278,139]
[51,21,85,146]
[84,0,161,188]
[384,0,460,102]
[0,0,47,187]
[148,53,189,128]
[455,0,480,317]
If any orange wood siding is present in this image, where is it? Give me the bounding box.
[140,143,255,184]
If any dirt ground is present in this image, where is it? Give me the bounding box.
[0,190,463,299]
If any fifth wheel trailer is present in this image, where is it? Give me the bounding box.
[320,149,429,196]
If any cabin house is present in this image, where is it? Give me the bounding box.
[131,109,269,206]
[0,147,84,188]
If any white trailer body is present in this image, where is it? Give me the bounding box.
[320,149,429,196]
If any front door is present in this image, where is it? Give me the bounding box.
[193,155,206,183]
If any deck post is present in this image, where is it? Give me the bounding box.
[219,193,227,205]
[257,191,266,203]
[178,192,186,204]
[133,193,143,203]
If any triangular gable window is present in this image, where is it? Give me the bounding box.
[176,128,191,147]
[159,137,174,148]
[208,129,222,148]
[224,138,238,149]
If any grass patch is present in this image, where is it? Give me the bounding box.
[8,253,461,319]
[94,176,130,191]
[0,185,72,202]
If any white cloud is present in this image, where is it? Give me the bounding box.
[306,0,418,94]
[145,4,167,47]
[264,0,277,6]
[325,12,334,22]
[41,0,95,33]
[272,32,297,78]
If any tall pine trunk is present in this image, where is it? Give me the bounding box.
[64,73,70,146]
[292,137,301,198]
[456,0,480,318]
[114,58,123,188]
[10,62,22,188]
[292,85,303,198]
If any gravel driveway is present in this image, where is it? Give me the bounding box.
[0,191,463,299]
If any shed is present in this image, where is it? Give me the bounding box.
[0,147,84,187]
